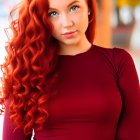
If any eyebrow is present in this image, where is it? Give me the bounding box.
[49,0,79,11]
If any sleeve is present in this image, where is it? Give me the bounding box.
[114,48,140,140]
[2,108,32,140]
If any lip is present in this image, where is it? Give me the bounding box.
[62,30,77,38]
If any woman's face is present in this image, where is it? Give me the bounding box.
[48,0,89,47]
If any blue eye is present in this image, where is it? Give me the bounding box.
[70,5,79,12]
[48,11,58,17]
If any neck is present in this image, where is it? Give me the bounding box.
[58,35,91,56]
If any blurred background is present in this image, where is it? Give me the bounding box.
[0,0,140,139]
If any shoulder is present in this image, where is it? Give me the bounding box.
[93,44,133,64]
[93,44,135,73]
[93,44,130,56]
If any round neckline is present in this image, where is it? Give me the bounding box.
[58,44,94,58]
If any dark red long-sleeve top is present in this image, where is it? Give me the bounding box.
[3,45,140,140]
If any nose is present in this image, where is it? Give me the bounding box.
[60,13,73,28]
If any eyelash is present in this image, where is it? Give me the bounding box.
[48,11,58,17]
[48,5,80,17]
[70,5,79,12]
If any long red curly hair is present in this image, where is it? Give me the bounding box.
[0,0,96,135]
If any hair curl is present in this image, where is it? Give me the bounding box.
[0,0,96,135]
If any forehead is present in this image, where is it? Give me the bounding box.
[48,0,87,9]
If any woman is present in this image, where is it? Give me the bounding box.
[1,0,140,139]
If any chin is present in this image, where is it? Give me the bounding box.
[61,38,80,46]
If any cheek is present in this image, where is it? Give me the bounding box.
[75,13,89,28]
[51,21,60,37]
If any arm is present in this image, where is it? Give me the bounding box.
[114,48,140,140]
[3,108,32,140]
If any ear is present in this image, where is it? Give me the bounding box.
[88,7,91,15]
